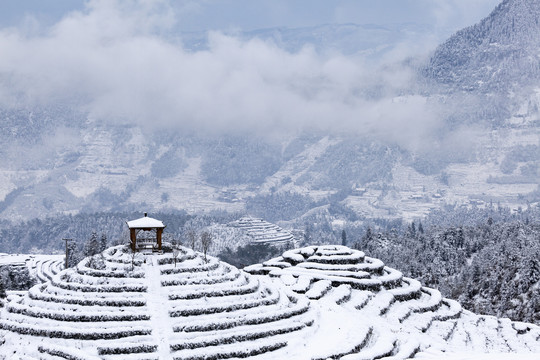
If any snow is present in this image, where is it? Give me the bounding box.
[1,244,539,359]
[0,253,64,286]
[142,255,174,360]
[0,173,16,203]
[259,136,341,195]
[415,350,540,360]
[0,253,63,267]
[246,245,540,358]
[127,216,165,229]
[228,217,295,246]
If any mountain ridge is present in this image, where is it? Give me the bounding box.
[0,0,538,223]
[425,0,540,94]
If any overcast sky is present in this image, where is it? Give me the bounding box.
[0,0,502,33]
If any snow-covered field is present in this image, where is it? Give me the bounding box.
[228,217,296,246]
[1,245,538,359]
[0,253,64,285]
[416,351,540,360]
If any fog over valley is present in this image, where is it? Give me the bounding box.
[1,0,533,223]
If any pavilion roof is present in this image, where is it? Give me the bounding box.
[127,215,165,229]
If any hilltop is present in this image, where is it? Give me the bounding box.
[1,244,539,359]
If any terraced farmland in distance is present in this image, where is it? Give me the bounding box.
[228,217,295,246]
[0,244,539,359]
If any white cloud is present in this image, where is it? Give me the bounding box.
[0,0,462,151]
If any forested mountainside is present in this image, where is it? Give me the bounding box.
[425,0,540,94]
[423,0,540,126]
[0,0,538,223]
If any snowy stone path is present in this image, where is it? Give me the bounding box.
[144,256,173,360]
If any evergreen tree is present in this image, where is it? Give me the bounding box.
[303,225,312,246]
[341,230,347,246]
[0,278,6,300]
[99,233,108,253]
[1,266,35,291]
[67,241,81,268]
[217,243,281,268]
[362,227,374,250]
[84,232,100,257]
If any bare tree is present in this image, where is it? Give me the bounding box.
[172,244,181,267]
[130,250,140,271]
[200,231,213,263]
[185,229,198,251]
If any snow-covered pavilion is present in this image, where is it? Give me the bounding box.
[126,213,166,251]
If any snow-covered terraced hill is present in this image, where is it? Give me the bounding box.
[30,257,64,284]
[0,253,64,284]
[1,244,539,359]
[0,245,314,359]
[228,217,295,246]
[245,245,540,358]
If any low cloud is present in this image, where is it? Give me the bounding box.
[0,0,459,151]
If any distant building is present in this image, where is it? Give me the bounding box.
[352,186,367,195]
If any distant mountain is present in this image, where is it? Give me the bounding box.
[0,4,539,224]
[182,23,439,59]
[425,0,540,95]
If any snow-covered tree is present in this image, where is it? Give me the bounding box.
[99,233,108,253]
[66,241,81,268]
[172,244,181,267]
[84,231,101,257]
[0,278,6,301]
[185,229,198,251]
[200,231,213,263]
[0,265,35,291]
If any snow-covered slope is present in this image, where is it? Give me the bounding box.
[0,0,539,224]
[425,0,540,94]
[0,245,313,359]
[1,245,538,359]
[228,217,295,246]
[246,245,540,358]
[0,253,63,285]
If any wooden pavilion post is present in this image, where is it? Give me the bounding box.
[157,228,163,251]
[130,228,137,252]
